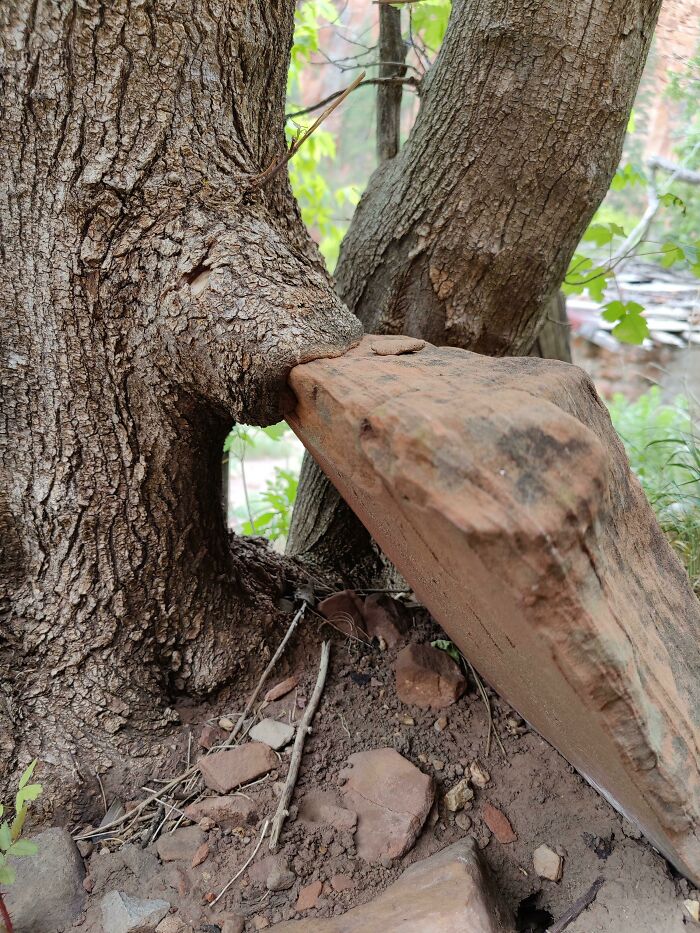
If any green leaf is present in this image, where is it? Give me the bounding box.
[586,269,609,302]
[431,639,462,666]
[0,823,11,853]
[262,422,287,441]
[613,313,649,344]
[0,863,16,885]
[658,192,686,212]
[18,761,37,791]
[15,783,42,810]
[601,300,626,323]
[660,242,685,268]
[8,839,38,857]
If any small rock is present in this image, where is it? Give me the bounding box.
[444,779,474,812]
[155,826,205,862]
[434,717,448,732]
[318,590,368,639]
[431,757,445,771]
[191,841,210,867]
[621,818,643,840]
[198,817,216,832]
[469,761,490,788]
[362,593,409,647]
[220,917,245,933]
[533,844,563,882]
[267,863,296,892]
[77,839,94,858]
[4,827,85,933]
[83,876,95,893]
[101,891,170,933]
[249,718,295,750]
[199,724,226,750]
[185,795,258,830]
[481,803,517,844]
[253,917,270,930]
[684,900,700,922]
[455,812,472,832]
[296,879,323,912]
[198,743,277,793]
[156,917,190,933]
[370,336,426,356]
[330,874,355,892]
[394,644,467,710]
[218,717,235,731]
[265,676,299,703]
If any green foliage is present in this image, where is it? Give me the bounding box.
[0,761,42,886]
[431,638,462,667]
[609,390,700,590]
[408,0,452,51]
[238,467,298,541]
[600,300,649,344]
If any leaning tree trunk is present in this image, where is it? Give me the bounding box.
[0,0,361,803]
[287,0,662,578]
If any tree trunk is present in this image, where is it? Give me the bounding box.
[376,5,406,163]
[0,0,361,803]
[287,0,661,576]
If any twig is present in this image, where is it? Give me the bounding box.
[210,819,270,907]
[286,75,417,121]
[465,658,507,758]
[96,772,108,817]
[548,877,605,933]
[228,602,307,744]
[269,641,331,851]
[250,72,366,188]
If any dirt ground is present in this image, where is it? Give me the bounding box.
[73,602,697,932]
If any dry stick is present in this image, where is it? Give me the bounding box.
[211,819,270,908]
[227,602,308,745]
[465,658,507,759]
[269,641,331,851]
[250,72,366,189]
[548,877,605,933]
[286,76,417,121]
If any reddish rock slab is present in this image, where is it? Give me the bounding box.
[288,335,700,884]
[269,837,514,931]
[297,790,358,834]
[481,803,517,844]
[198,743,277,793]
[295,879,323,912]
[317,590,369,640]
[155,826,205,862]
[395,643,467,710]
[363,593,409,647]
[184,795,258,830]
[339,748,434,862]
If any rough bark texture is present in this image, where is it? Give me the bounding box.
[0,0,360,795]
[288,336,700,884]
[376,5,406,163]
[288,0,660,574]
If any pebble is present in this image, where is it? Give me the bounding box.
[469,761,490,787]
[434,717,448,732]
[533,844,563,882]
[481,802,517,844]
[218,717,235,731]
[455,812,472,831]
[685,900,700,923]
[249,718,295,750]
[296,879,323,912]
[444,778,474,812]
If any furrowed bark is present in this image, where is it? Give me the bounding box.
[377,5,407,162]
[288,0,661,576]
[0,0,360,805]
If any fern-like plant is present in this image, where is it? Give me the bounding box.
[0,761,43,933]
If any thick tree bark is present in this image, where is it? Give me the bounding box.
[376,5,406,163]
[287,0,660,576]
[0,0,360,800]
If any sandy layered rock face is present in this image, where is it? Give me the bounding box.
[288,335,700,884]
[268,837,514,931]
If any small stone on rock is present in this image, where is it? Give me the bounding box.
[249,718,295,750]
[533,844,563,882]
[444,779,474,813]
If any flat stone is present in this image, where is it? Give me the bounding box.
[362,593,409,647]
[296,879,323,912]
[330,874,355,892]
[198,742,277,793]
[155,917,191,933]
[5,827,85,933]
[482,803,517,844]
[394,644,467,710]
[249,718,295,750]
[267,861,296,892]
[317,590,368,640]
[220,917,245,933]
[101,891,170,933]
[533,843,563,882]
[265,675,300,703]
[155,826,205,862]
[184,794,258,829]
[340,748,434,862]
[268,837,514,931]
[297,790,357,834]
[288,336,700,884]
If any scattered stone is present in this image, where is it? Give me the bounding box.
[77,839,94,858]
[198,742,277,793]
[444,778,474,812]
[265,676,300,703]
[253,917,271,930]
[185,795,258,829]
[155,826,205,863]
[269,837,514,931]
[400,715,415,726]
[298,790,358,834]
[101,891,170,933]
[469,761,490,788]
[621,817,643,841]
[455,812,473,832]
[296,879,323,912]
[289,336,700,884]
[199,724,226,749]
[156,917,190,933]
[330,874,355,893]
[434,716,448,732]
[482,803,517,844]
[249,718,295,750]
[684,900,700,922]
[191,841,210,867]
[218,717,235,731]
[362,593,409,647]
[369,335,427,356]
[4,827,85,933]
[394,644,467,710]
[318,590,368,640]
[267,862,297,892]
[340,748,434,862]
[220,917,245,933]
[431,757,445,771]
[533,844,563,882]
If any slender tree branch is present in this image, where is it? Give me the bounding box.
[286,75,418,122]
[377,2,408,161]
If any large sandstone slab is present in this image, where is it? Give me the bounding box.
[270,837,513,931]
[288,335,700,883]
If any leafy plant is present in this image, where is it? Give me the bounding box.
[238,467,299,541]
[0,761,43,932]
